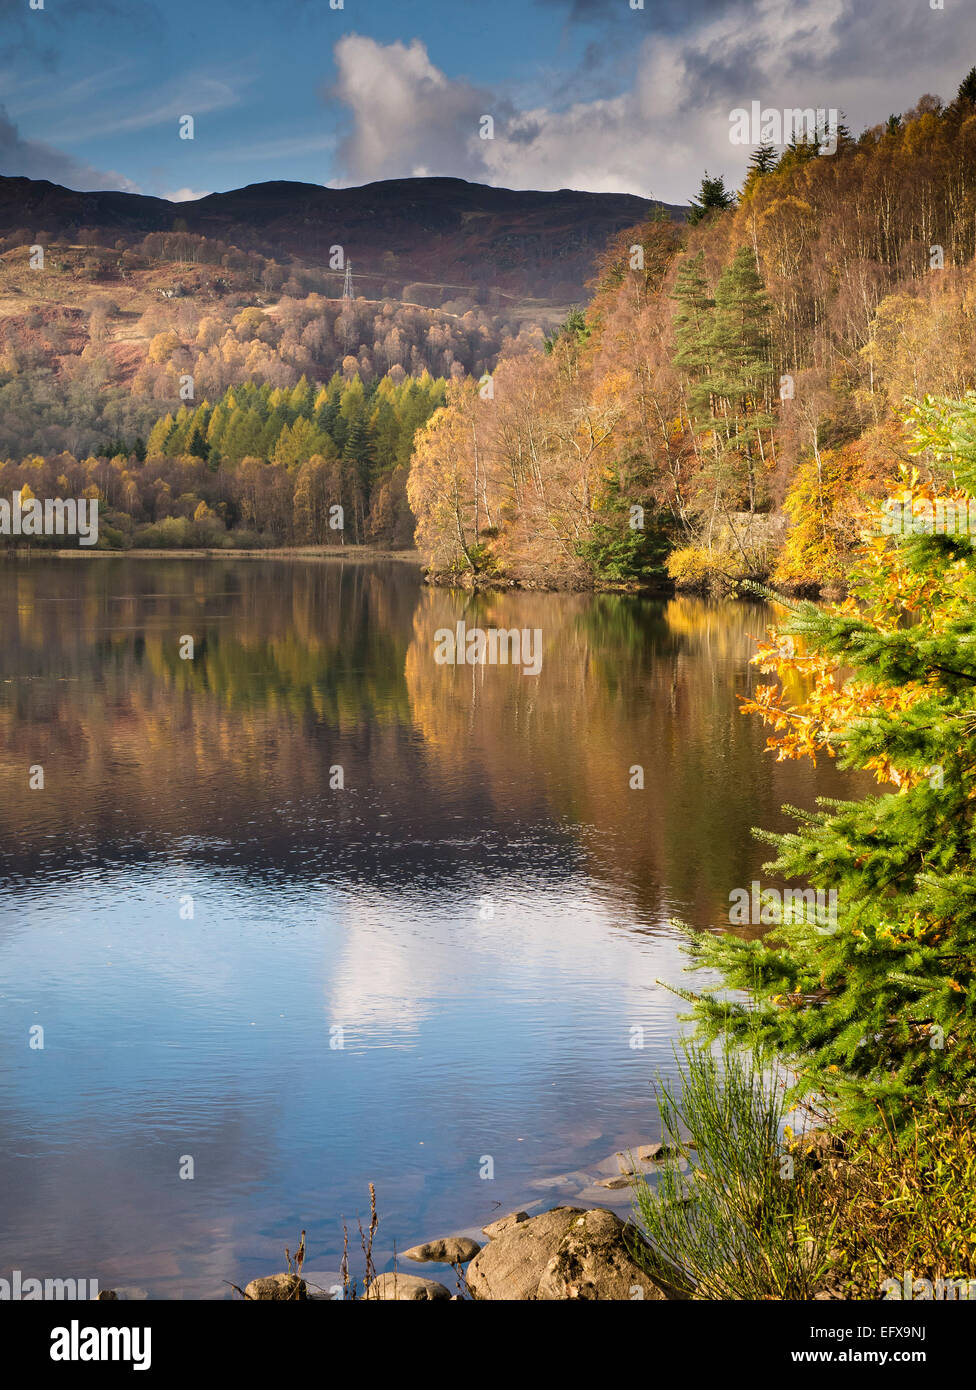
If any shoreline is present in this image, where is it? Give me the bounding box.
[0,544,426,563]
[0,548,833,598]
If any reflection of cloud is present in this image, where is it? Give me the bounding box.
[325,880,684,1042]
[326,895,443,1037]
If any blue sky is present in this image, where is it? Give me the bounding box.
[0,0,972,204]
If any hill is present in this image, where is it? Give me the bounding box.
[0,174,682,308]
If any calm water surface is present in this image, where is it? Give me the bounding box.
[0,557,858,1297]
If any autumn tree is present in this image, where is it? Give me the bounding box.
[680,392,976,1129]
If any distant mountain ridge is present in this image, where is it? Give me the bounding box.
[0,173,685,305]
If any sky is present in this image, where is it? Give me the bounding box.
[0,0,972,205]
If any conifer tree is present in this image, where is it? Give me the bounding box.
[672,248,774,511]
[740,142,782,198]
[166,404,192,456]
[702,246,774,510]
[957,65,976,108]
[686,172,736,225]
[258,406,289,458]
[289,375,314,419]
[342,409,373,485]
[677,392,976,1130]
[671,250,715,415]
[222,406,264,463]
[185,426,208,461]
[146,413,174,459]
[748,142,779,176]
[206,404,229,452]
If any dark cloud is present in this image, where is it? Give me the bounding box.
[507,118,545,145]
[0,105,139,191]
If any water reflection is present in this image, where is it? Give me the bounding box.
[0,558,859,1297]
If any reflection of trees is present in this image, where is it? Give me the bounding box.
[0,560,424,879]
[0,562,860,930]
[404,588,861,927]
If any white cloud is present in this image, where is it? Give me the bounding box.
[331,35,501,184]
[329,3,974,202]
[37,75,242,144]
[165,186,211,202]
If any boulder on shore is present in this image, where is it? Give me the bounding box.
[536,1207,675,1301]
[482,1210,529,1240]
[592,1143,677,1179]
[403,1235,481,1265]
[466,1206,585,1300]
[243,1273,307,1301]
[364,1272,452,1301]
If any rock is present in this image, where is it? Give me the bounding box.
[632,1142,674,1163]
[561,1124,605,1145]
[798,1128,844,1168]
[595,1144,677,1177]
[403,1236,481,1265]
[594,1174,633,1190]
[573,1182,639,1206]
[364,1272,452,1301]
[95,1290,117,1300]
[482,1211,529,1240]
[243,1273,307,1301]
[589,1143,688,1188]
[631,1175,697,1207]
[466,1206,585,1300]
[528,1170,593,1191]
[535,1208,675,1301]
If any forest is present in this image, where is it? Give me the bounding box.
[0,373,445,548]
[0,215,543,521]
[0,205,548,548]
[5,43,976,1312]
[8,71,976,577]
[408,68,976,593]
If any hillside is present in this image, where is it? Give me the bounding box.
[0,172,686,479]
[406,73,976,592]
[0,174,682,308]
